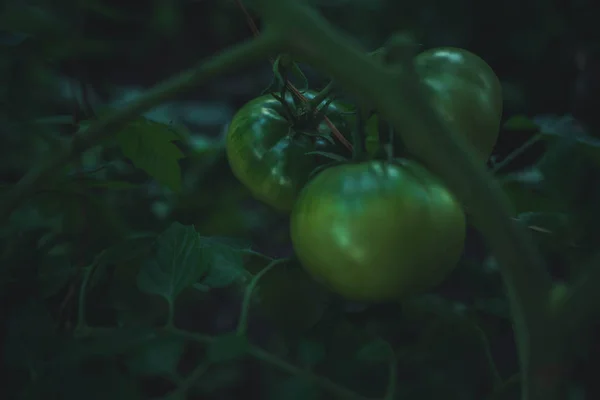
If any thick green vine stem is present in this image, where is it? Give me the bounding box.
[251,1,562,399]
[236,258,288,336]
[0,30,282,222]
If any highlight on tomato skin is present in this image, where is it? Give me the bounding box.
[225,90,352,212]
[414,47,503,162]
[289,159,466,303]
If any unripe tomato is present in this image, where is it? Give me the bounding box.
[415,47,503,161]
[290,159,466,302]
[226,91,350,212]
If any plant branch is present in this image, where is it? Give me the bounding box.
[236,258,288,336]
[169,328,370,400]
[0,30,281,222]
[252,0,555,399]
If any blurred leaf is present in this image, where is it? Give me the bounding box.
[269,375,321,400]
[195,238,251,290]
[25,359,141,400]
[63,328,158,362]
[297,339,326,369]
[91,233,155,288]
[82,179,142,190]
[0,5,66,36]
[0,30,29,46]
[116,117,184,192]
[37,244,75,298]
[137,222,208,305]
[515,212,572,248]
[255,261,329,334]
[4,302,61,369]
[207,334,249,363]
[500,168,557,214]
[193,364,244,394]
[127,337,185,377]
[355,338,391,364]
[151,0,182,36]
[78,0,131,21]
[110,282,168,328]
[536,136,596,211]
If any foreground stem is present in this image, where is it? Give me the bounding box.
[253,1,556,399]
[0,30,281,222]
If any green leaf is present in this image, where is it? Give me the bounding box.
[83,179,142,190]
[90,233,156,288]
[195,238,251,290]
[355,338,392,364]
[136,222,208,304]
[66,329,157,359]
[37,244,75,298]
[269,375,321,400]
[207,334,249,363]
[0,5,65,36]
[4,302,61,369]
[115,117,184,192]
[151,0,182,36]
[297,339,326,368]
[127,337,185,377]
[255,261,329,334]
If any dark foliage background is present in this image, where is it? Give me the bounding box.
[1,0,599,399]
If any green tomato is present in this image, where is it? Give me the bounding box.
[290,159,466,302]
[415,47,503,161]
[226,90,351,212]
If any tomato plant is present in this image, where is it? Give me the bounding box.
[414,47,503,161]
[226,90,351,212]
[290,159,466,302]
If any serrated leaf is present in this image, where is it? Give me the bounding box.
[197,238,250,290]
[116,118,184,192]
[207,334,249,363]
[355,338,392,364]
[127,337,185,377]
[136,222,208,304]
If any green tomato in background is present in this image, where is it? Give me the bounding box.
[415,47,503,161]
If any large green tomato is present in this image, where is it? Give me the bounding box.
[290,159,466,302]
[226,91,350,212]
[415,47,503,161]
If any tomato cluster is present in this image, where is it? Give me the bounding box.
[226,47,502,302]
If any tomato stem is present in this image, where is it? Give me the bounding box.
[234,0,353,152]
[352,108,368,161]
[308,79,336,111]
